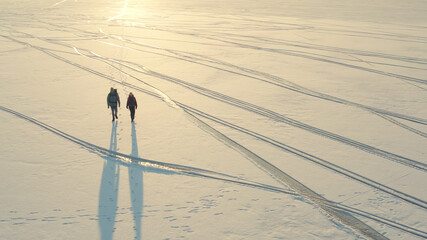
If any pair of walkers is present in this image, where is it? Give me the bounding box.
[107,87,138,122]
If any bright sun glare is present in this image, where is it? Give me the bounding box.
[108,0,129,22]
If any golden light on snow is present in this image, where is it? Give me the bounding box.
[108,0,130,22]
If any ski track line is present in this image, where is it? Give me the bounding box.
[0,105,296,197]
[0,36,388,240]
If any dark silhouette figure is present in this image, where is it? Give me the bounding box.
[107,88,121,121]
[126,92,138,122]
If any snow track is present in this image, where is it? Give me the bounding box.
[97,28,427,127]
[19,28,425,173]
[1,5,426,238]
[120,23,427,86]
[3,24,426,139]
[2,44,388,239]
[179,103,427,209]
[8,33,422,211]
[2,34,426,236]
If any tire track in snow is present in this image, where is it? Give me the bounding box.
[161,50,427,125]
[6,34,427,239]
[4,33,425,209]
[67,45,427,212]
[63,32,427,171]
[80,51,427,210]
[123,24,427,85]
[141,70,427,171]
[14,21,426,136]
[102,57,426,171]
[179,103,427,210]
[0,35,388,240]
[62,48,427,237]
[12,29,427,209]
[95,31,427,133]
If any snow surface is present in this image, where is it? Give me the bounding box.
[0,0,426,239]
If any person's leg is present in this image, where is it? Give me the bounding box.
[111,106,115,121]
[130,107,135,121]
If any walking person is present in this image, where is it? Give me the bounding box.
[107,88,121,121]
[126,92,138,122]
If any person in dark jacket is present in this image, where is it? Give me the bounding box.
[126,92,138,122]
[107,88,121,121]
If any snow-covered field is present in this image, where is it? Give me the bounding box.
[0,0,426,239]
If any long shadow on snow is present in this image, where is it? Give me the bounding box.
[99,121,149,240]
